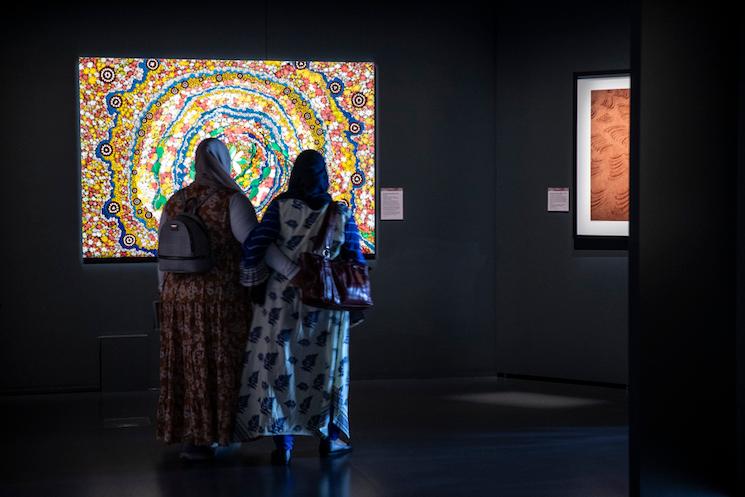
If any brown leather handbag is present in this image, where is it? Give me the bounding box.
[296,202,373,310]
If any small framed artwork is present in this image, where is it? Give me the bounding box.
[574,71,630,249]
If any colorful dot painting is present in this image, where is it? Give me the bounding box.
[79,57,376,259]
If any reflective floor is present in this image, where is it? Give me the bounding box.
[0,377,628,497]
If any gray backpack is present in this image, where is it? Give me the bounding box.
[158,193,216,273]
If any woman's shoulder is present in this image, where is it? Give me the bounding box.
[334,201,350,215]
[273,197,344,212]
[163,187,187,213]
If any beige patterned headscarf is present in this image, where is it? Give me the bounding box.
[193,138,242,192]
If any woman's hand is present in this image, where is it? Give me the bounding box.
[289,267,304,288]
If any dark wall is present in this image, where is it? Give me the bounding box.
[495,1,630,384]
[0,3,498,391]
[630,1,740,494]
[737,20,745,497]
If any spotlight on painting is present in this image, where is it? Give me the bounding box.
[79,58,376,259]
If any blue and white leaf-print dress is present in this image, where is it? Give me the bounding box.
[234,199,351,441]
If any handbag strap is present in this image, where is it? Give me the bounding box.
[313,202,340,257]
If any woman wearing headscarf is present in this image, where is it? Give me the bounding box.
[233,149,366,465]
[156,138,297,460]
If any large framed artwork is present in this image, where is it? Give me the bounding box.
[79,57,376,261]
[574,71,630,249]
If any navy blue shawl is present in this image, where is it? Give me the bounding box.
[274,150,332,210]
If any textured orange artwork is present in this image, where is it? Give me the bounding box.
[590,89,630,221]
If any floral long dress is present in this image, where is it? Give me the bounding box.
[234,199,351,441]
[156,183,251,446]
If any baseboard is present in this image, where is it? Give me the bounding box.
[0,384,100,396]
[497,372,628,390]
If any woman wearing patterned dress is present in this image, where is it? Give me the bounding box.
[156,138,296,460]
[234,150,366,465]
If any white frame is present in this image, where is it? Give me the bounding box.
[576,74,631,238]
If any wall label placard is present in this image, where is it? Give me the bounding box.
[380,187,404,220]
[547,187,569,212]
[547,187,570,212]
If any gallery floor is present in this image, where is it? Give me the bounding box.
[0,377,628,497]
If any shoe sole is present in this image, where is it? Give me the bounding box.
[319,446,354,458]
[179,453,213,461]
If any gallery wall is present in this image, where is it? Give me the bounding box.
[0,3,498,391]
[736,18,744,496]
[630,1,740,494]
[0,1,633,392]
[495,0,630,384]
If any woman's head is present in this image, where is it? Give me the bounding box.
[286,149,329,197]
[276,150,332,209]
[193,138,241,191]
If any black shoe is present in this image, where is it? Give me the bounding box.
[319,438,353,457]
[270,449,292,466]
[179,444,214,461]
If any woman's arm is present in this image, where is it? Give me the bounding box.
[339,211,366,264]
[230,194,298,279]
[340,211,367,326]
[229,193,258,243]
[240,199,288,285]
[157,209,170,292]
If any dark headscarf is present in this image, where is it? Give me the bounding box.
[275,149,332,209]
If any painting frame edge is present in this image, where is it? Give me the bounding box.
[573,69,631,251]
[77,57,378,264]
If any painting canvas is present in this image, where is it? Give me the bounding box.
[590,88,630,221]
[575,73,630,239]
[79,57,376,260]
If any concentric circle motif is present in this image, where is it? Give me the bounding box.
[328,80,343,95]
[351,172,364,187]
[99,142,113,157]
[339,198,350,208]
[79,57,376,259]
[99,67,116,83]
[351,92,367,108]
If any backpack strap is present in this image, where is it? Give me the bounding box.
[183,189,220,216]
